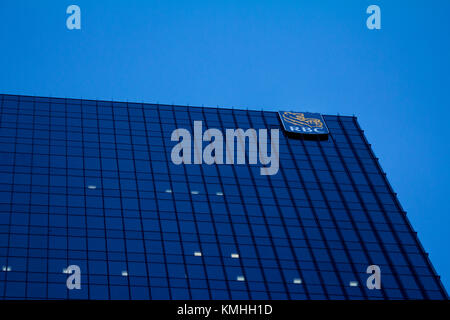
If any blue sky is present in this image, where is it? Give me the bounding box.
[0,0,449,291]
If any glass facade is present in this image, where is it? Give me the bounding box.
[0,93,447,300]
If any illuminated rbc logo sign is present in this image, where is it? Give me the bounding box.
[278,111,329,138]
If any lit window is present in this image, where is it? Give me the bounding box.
[349,281,358,287]
[194,251,202,257]
[2,266,11,272]
[62,268,69,274]
[237,276,245,281]
[231,253,239,259]
[165,189,172,193]
[87,185,97,190]
[216,192,223,196]
[191,191,199,195]
[121,271,128,277]
[293,278,302,284]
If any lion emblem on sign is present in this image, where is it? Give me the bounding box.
[282,112,323,128]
